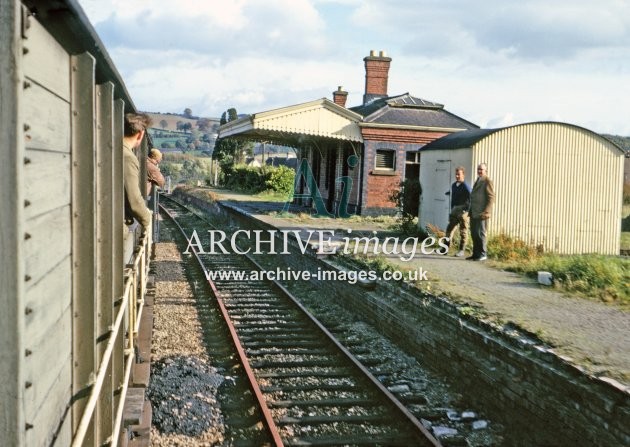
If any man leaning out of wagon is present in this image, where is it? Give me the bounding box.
[123,113,152,231]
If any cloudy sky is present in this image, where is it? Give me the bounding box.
[77,0,630,135]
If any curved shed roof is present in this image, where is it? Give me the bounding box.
[419,121,626,153]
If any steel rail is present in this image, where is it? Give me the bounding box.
[245,254,440,445]
[159,195,441,446]
[159,201,284,447]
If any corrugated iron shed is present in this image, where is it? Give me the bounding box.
[419,122,625,255]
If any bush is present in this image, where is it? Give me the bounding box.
[488,233,539,261]
[390,179,423,235]
[624,182,630,205]
[225,165,263,192]
[265,165,295,194]
[222,164,296,194]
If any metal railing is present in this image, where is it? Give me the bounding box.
[71,229,151,447]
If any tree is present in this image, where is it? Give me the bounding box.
[180,158,208,181]
[197,118,211,131]
[214,107,251,181]
[159,119,168,130]
[183,108,193,118]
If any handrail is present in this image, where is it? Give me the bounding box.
[71,280,131,447]
[71,230,151,447]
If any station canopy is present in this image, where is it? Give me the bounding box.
[217,98,364,148]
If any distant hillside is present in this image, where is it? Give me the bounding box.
[602,134,630,152]
[143,112,221,132]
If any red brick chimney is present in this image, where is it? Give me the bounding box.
[363,50,391,104]
[332,86,348,107]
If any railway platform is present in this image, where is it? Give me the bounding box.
[202,187,629,387]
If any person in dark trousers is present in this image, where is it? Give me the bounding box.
[123,113,152,230]
[468,163,495,261]
[445,166,471,257]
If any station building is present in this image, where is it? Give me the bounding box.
[219,51,477,216]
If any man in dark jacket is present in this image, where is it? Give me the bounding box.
[468,163,495,261]
[445,166,471,257]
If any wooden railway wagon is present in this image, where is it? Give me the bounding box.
[1,1,153,445]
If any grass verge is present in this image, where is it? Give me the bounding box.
[488,234,629,307]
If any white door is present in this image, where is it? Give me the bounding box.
[422,159,451,230]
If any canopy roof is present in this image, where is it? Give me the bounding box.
[218,98,363,147]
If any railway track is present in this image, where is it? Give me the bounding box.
[159,195,440,446]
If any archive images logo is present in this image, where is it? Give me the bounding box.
[282,155,359,218]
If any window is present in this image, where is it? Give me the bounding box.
[375,149,395,170]
[406,151,420,164]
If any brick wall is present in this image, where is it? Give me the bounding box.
[361,141,411,213]
[359,129,451,215]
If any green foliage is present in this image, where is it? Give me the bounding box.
[602,134,630,152]
[488,233,539,261]
[225,165,263,191]
[214,107,250,176]
[537,255,627,298]
[213,137,240,166]
[160,153,209,184]
[265,165,295,194]
[624,183,630,205]
[224,165,295,194]
[489,233,629,305]
[389,179,423,235]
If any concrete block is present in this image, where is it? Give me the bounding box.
[537,271,553,286]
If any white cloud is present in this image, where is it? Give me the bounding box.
[77,0,630,135]
[89,0,328,60]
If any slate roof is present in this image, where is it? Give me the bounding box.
[420,128,497,150]
[350,93,479,130]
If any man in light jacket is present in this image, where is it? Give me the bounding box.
[123,113,152,230]
[468,163,495,261]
